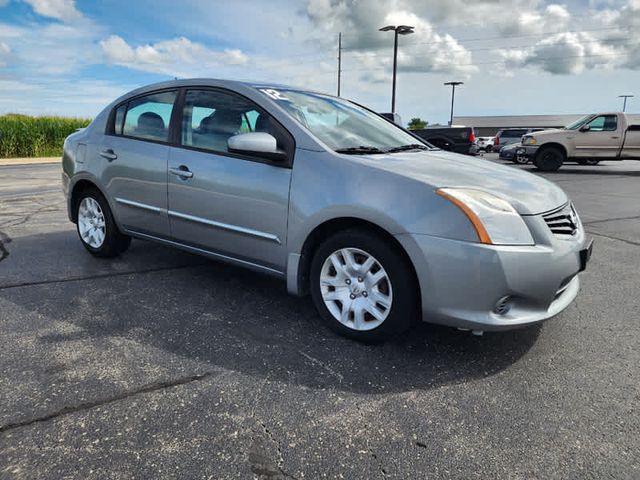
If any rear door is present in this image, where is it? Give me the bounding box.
[167,88,294,272]
[573,114,621,158]
[620,124,640,159]
[100,90,178,238]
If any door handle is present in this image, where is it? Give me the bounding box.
[99,149,117,161]
[169,166,193,179]
[611,136,620,139]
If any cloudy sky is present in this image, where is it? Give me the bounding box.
[0,0,638,123]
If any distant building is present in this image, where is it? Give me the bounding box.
[453,114,640,136]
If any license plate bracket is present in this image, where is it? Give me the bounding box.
[579,240,593,272]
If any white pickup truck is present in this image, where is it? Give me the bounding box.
[516,112,640,171]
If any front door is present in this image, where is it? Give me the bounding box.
[167,88,294,272]
[573,114,622,159]
[100,90,178,238]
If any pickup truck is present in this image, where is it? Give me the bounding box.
[516,112,640,171]
[411,126,479,156]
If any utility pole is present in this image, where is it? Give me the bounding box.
[618,94,633,112]
[337,32,342,97]
[379,25,414,114]
[444,81,464,126]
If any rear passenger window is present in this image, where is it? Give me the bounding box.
[122,91,177,142]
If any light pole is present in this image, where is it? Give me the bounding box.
[444,81,463,126]
[379,25,414,114]
[618,94,633,112]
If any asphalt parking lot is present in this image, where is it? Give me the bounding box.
[1,155,639,479]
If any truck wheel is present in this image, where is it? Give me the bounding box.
[577,159,600,166]
[534,146,564,172]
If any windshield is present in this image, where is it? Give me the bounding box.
[256,87,430,153]
[565,115,593,130]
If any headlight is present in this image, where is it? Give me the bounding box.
[522,136,537,145]
[436,188,535,245]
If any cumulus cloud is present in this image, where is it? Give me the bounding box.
[498,4,571,36]
[23,0,83,22]
[497,31,618,74]
[100,35,249,76]
[305,0,476,76]
[496,0,640,74]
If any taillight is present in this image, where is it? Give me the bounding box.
[494,136,499,146]
[469,130,475,143]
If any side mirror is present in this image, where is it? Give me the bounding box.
[227,132,287,162]
[579,124,591,132]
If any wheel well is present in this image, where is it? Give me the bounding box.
[537,143,567,160]
[297,217,420,301]
[70,180,99,222]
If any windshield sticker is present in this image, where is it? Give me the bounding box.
[260,88,290,101]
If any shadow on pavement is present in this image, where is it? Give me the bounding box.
[4,232,542,395]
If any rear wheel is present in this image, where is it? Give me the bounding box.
[310,229,418,343]
[534,146,564,172]
[485,145,492,153]
[76,188,131,257]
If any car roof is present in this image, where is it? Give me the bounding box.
[118,78,328,101]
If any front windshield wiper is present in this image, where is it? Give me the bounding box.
[335,146,385,155]
[385,143,430,153]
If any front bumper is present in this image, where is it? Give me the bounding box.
[515,145,539,160]
[395,214,590,331]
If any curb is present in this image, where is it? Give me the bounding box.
[0,157,60,166]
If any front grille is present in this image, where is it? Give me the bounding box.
[543,203,579,236]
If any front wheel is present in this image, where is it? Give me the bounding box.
[76,188,131,257]
[309,229,418,343]
[534,146,564,172]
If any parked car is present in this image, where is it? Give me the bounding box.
[517,112,640,171]
[476,136,494,152]
[494,128,545,152]
[62,79,592,342]
[411,126,478,155]
[499,143,528,163]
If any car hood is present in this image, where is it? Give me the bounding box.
[529,128,565,137]
[354,150,568,215]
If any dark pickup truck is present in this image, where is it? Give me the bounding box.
[411,127,478,155]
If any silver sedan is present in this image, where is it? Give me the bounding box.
[62,79,592,342]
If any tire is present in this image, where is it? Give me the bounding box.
[309,229,418,343]
[486,145,492,153]
[534,146,564,172]
[577,159,600,166]
[513,154,528,165]
[75,187,131,258]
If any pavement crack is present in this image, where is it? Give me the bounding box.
[586,230,640,247]
[354,403,388,478]
[298,350,343,383]
[0,372,213,435]
[583,214,640,226]
[0,262,208,291]
[0,230,11,263]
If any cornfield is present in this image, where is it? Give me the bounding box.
[0,114,92,158]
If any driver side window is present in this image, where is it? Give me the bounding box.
[587,115,617,132]
[181,89,288,157]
